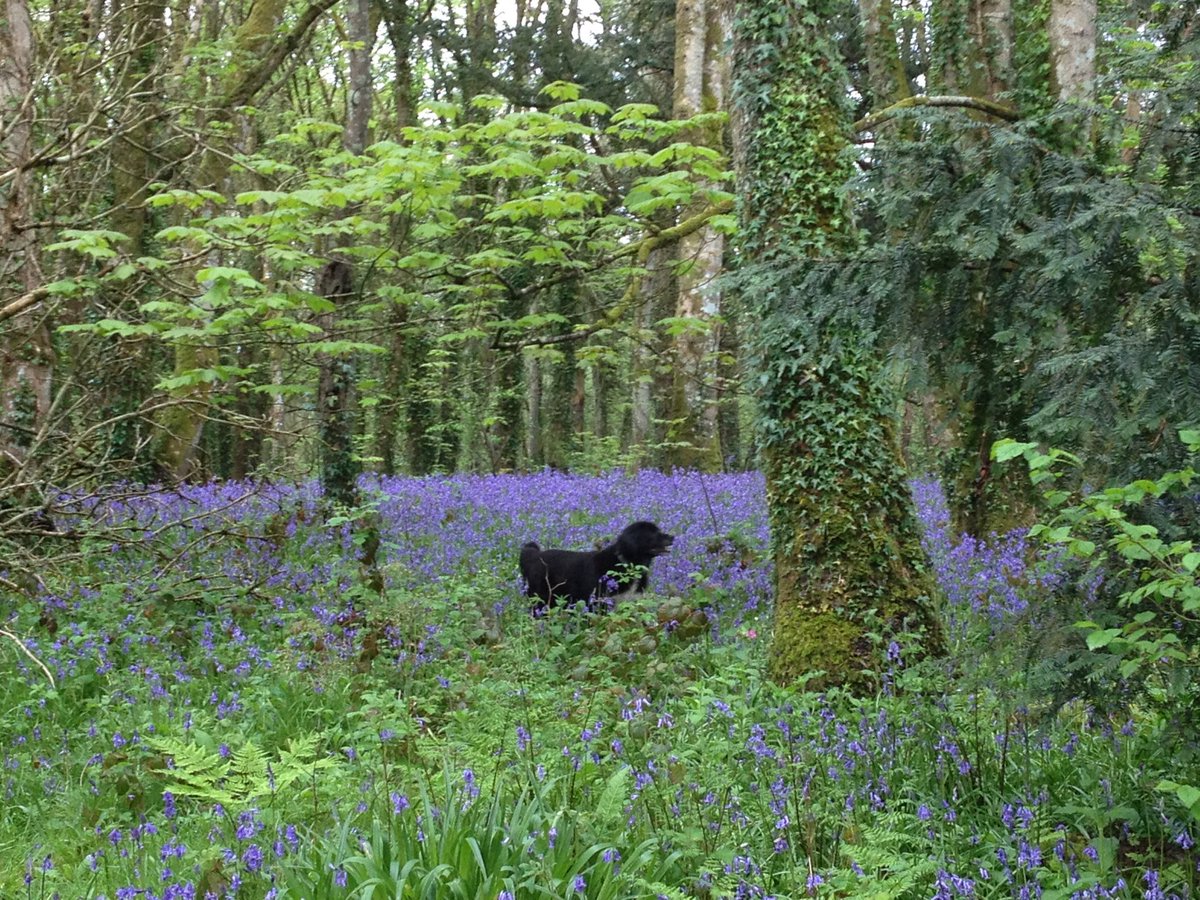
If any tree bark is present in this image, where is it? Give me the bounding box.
[155,0,336,479]
[0,0,53,473]
[316,261,360,506]
[932,0,1013,98]
[668,0,729,470]
[859,0,912,108]
[109,0,166,254]
[630,244,674,467]
[524,349,543,466]
[1048,0,1096,102]
[317,0,374,504]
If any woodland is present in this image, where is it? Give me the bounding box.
[2,0,1200,897]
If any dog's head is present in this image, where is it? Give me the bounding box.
[616,521,674,562]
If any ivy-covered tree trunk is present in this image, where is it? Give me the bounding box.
[734,0,943,691]
[859,0,912,109]
[932,0,1013,97]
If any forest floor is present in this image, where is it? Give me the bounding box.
[1,470,1195,899]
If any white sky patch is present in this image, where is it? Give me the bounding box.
[495,0,605,44]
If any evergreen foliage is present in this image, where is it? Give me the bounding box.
[827,9,1200,523]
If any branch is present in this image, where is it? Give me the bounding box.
[496,197,733,350]
[0,628,56,687]
[0,287,49,323]
[222,0,341,110]
[854,94,1020,133]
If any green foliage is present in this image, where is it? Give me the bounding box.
[147,733,335,806]
[279,774,681,899]
[994,428,1200,737]
[2,480,1198,898]
[827,43,1200,517]
[48,85,733,475]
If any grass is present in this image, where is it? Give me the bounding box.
[0,470,1196,899]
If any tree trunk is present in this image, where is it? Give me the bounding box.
[630,244,674,466]
[1048,0,1096,102]
[109,0,166,254]
[859,0,912,108]
[317,0,374,504]
[734,0,943,691]
[524,350,543,466]
[932,0,1013,97]
[371,0,423,473]
[155,0,336,479]
[316,261,360,506]
[668,0,729,470]
[0,0,53,474]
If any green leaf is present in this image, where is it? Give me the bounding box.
[540,80,582,101]
[991,439,1038,462]
[1156,780,1200,817]
[1085,628,1122,650]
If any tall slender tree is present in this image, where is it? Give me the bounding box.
[153,0,339,479]
[1048,0,1096,102]
[0,0,52,473]
[315,0,375,506]
[668,0,731,469]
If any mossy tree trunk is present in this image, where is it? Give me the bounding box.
[733,0,943,691]
[154,0,338,479]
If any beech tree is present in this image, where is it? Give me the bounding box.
[665,0,731,469]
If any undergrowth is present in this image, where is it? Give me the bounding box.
[0,468,1196,899]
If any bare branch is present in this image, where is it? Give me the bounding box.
[0,628,56,688]
[0,286,49,323]
[853,94,1020,133]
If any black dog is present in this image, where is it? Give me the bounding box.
[520,521,674,612]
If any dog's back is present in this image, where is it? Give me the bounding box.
[520,541,601,607]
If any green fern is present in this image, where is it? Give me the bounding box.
[843,823,941,898]
[147,736,232,805]
[149,734,334,806]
